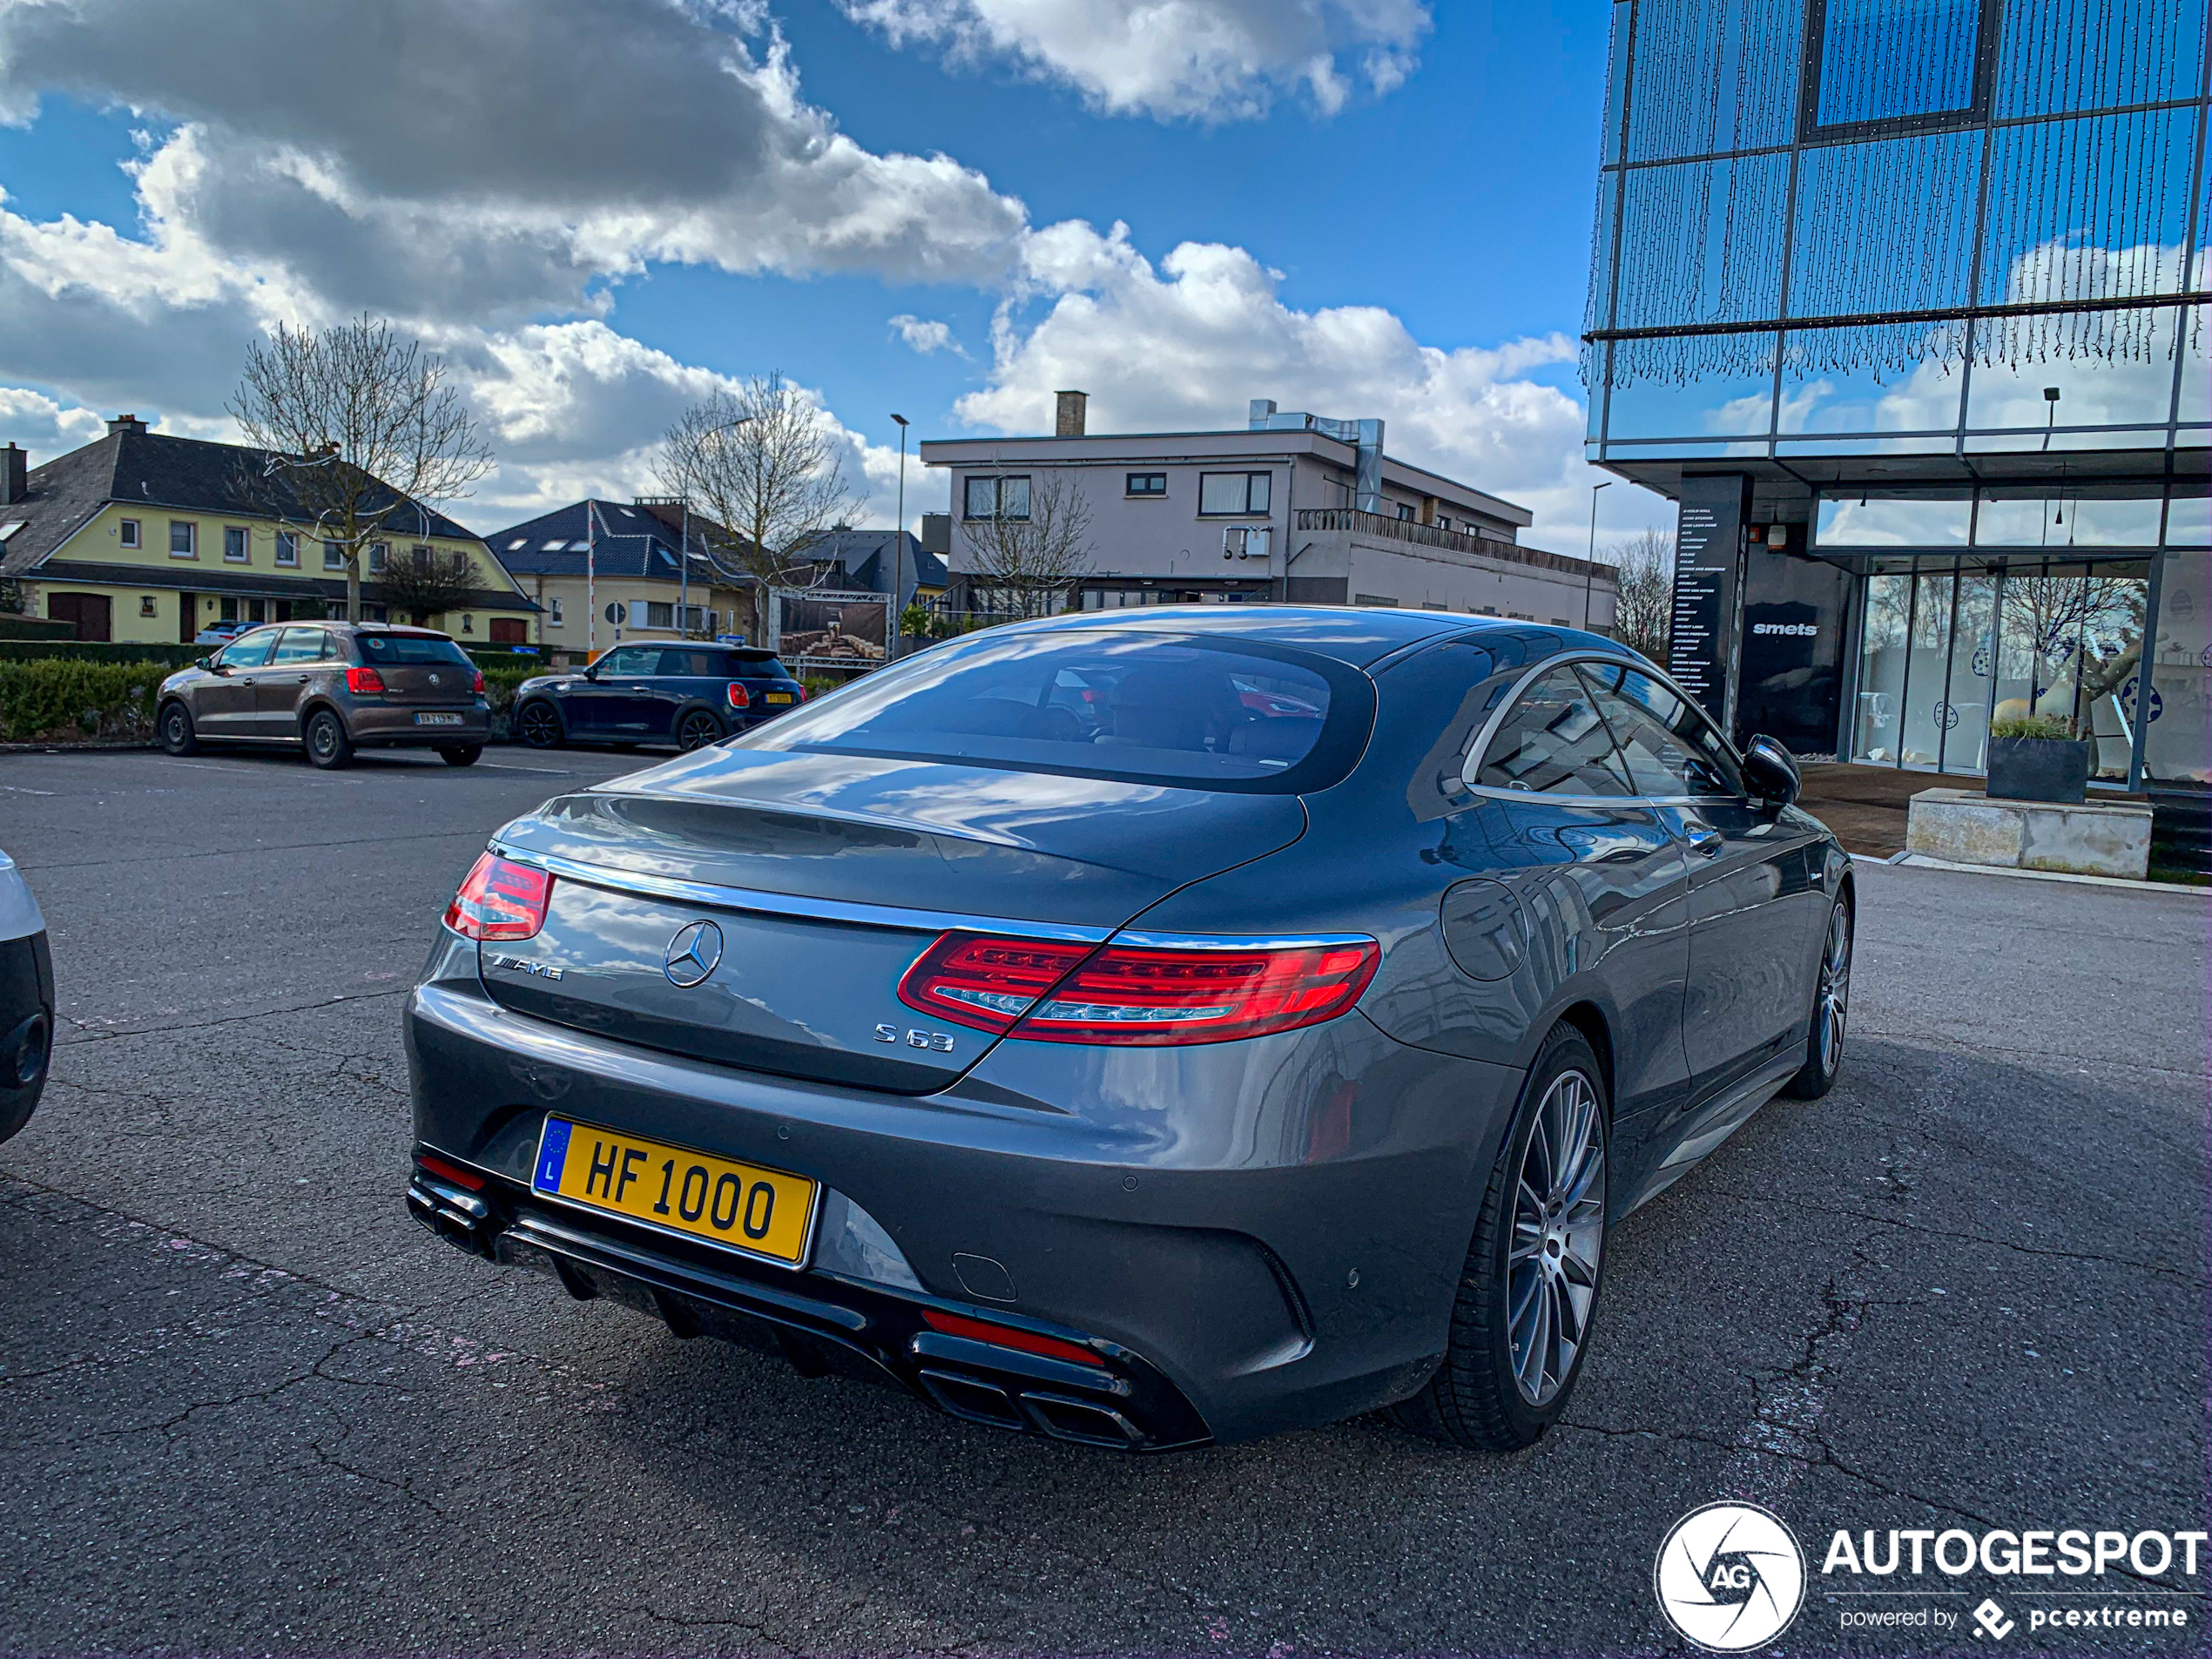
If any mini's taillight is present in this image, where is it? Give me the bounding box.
[795,684,808,701]
[726,682,752,710]
[471,669,486,694]
[346,665,387,694]
[445,852,552,941]
[921,1308,1105,1368]
[897,932,1379,1046]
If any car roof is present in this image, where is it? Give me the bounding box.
[989,605,1614,670]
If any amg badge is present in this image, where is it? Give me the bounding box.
[487,954,563,980]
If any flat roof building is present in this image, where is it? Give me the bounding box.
[1582,0,2207,792]
[921,394,1617,629]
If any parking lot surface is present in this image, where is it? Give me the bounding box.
[2,746,2206,1656]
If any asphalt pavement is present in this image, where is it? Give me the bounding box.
[1,745,2206,1656]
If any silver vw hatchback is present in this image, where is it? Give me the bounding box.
[406,609,1850,1451]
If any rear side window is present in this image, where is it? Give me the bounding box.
[656,649,724,677]
[1475,667,1632,797]
[724,651,791,679]
[270,627,333,665]
[357,633,470,667]
[735,629,1369,793]
[1577,662,1745,798]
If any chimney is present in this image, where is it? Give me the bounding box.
[2,443,24,507]
[1054,389,1088,437]
[106,413,147,438]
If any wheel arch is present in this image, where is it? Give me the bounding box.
[297,697,348,738]
[1550,1000,1617,1121]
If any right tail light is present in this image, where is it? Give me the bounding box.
[897,932,1378,1047]
[726,683,752,710]
[346,665,388,694]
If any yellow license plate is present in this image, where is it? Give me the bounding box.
[763,692,794,704]
[530,1117,818,1268]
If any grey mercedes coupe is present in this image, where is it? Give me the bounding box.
[406,607,1851,1452]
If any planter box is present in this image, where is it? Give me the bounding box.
[1906,788,2152,880]
[1986,737,2090,804]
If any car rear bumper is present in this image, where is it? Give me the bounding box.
[403,947,1522,1447]
[346,703,491,745]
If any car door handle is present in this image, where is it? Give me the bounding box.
[295,675,312,684]
[1685,826,1723,857]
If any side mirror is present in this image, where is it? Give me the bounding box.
[1742,734,1802,808]
[582,661,599,679]
[193,657,212,671]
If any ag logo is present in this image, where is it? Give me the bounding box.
[1654,1502,1806,1651]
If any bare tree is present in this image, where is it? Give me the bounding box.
[379,543,482,625]
[1608,526,1675,661]
[962,471,1095,618]
[228,316,493,622]
[657,374,866,646]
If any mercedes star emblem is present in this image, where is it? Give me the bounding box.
[663,920,724,988]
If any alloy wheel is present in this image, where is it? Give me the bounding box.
[1507,1068,1605,1407]
[1817,904,1851,1076]
[518,702,561,748]
[678,711,721,751]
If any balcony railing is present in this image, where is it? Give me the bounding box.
[1294,509,1609,583]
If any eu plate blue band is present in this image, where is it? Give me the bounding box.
[534,1118,571,1193]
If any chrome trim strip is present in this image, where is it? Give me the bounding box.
[489,842,1115,944]
[1111,930,1378,952]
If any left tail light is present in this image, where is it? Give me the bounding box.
[471,669,486,694]
[726,682,752,710]
[346,665,387,694]
[897,933,1379,1046]
[445,852,552,941]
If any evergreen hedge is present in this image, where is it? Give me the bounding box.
[0,658,168,743]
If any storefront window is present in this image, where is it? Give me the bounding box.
[1852,572,1912,760]
[1897,569,1957,765]
[1993,562,2147,779]
[2144,550,2210,784]
[1940,573,1999,770]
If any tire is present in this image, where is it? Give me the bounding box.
[437,745,482,768]
[158,700,199,757]
[516,699,564,750]
[1393,1022,1609,1451]
[304,708,354,769]
[676,710,723,752]
[1780,894,1852,1100]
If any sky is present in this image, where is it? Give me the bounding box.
[0,0,1674,554]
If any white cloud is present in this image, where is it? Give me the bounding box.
[957,222,1665,549]
[0,0,1033,324]
[0,385,105,454]
[889,313,967,356]
[835,0,1431,121]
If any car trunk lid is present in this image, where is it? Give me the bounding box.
[476,747,1307,1092]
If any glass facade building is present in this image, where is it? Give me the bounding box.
[1584,0,2209,790]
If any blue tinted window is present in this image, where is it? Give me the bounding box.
[1790,131,1980,316]
[1615,154,1791,330]
[1816,0,1981,126]
[1997,0,2207,116]
[1628,0,1804,161]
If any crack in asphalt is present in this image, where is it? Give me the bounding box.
[53,987,409,1046]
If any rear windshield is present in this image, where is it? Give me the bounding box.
[357,633,471,666]
[734,629,1369,793]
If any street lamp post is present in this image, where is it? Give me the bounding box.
[890,414,909,658]
[1583,481,1613,631]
